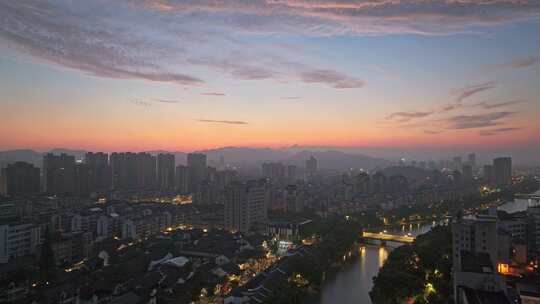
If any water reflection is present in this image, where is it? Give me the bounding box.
[378,247,388,268]
[318,245,392,304]
[317,222,439,304]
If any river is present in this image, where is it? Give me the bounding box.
[316,221,440,304]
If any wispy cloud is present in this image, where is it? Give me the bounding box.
[130,100,152,107]
[1,0,538,92]
[454,81,496,103]
[424,130,444,135]
[498,57,540,69]
[300,69,364,89]
[445,111,516,130]
[281,96,302,100]
[154,98,182,103]
[197,119,248,125]
[386,111,433,123]
[201,92,226,96]
[475,100,522,109]
[142,0,540,35]
[478,127,522,136]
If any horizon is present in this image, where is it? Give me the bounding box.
[2,145,539,166]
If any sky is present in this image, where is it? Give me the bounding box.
[1,0,540,159]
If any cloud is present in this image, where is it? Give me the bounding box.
[445,111,516,129]
[130,100,152,107]
[424,130,444,135]
[154,98,182,103]
[454,81,496,103]
[281,96,302,100]
[475,100,522,109]
[197,119,248,125]
[299,69,364,89]
[201,92,226,96]
[7,1,535,91]
[478,127,522,136]
[0,1,205,87]
[499,57,540,69]
[142,0,540,35]
[386,111,433,123]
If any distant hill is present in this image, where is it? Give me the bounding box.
[0,148,88,167]
[49,148,87,160]
[380,165,431,181]
[0,149,43,167]
[145,151,188,165]
[198,147,290,166]
[287,150,391,171]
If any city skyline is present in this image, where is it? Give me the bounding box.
[1,1,540,155]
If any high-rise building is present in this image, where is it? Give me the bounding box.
[84,152,112,192]
[187,153,207,193]
[218,155,225,170]
[306,156,318,174]
[110,152,155,190]
[194,180,216,204]
[467,153,477,169]
[462,164,473,182]
[43,153,77,195]
[262,162,285,183]
[0,222,42,263]
[110,152,139,189]
[0,162,40,196]
[453,156,463,171]
[493,157,512,186]
[452,213,509,303]
[285,184,304,213]
[287,165,297,181]
[136,152,157,189]
[157,153,175,190]
[483,165,494,183]
[175,165,189,194]
[215,169,238,192]
[224,180,268,233]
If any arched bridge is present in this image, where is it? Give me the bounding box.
[362,231,415,244]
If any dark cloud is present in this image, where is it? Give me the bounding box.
[454,81,496,103]
[478,127,522,136]
[197,119,248,125]
[201,92,226,96]
[445,111,515,129]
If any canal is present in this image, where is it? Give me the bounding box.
[316,221,440,304]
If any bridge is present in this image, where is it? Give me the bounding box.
[362,231,415,244]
